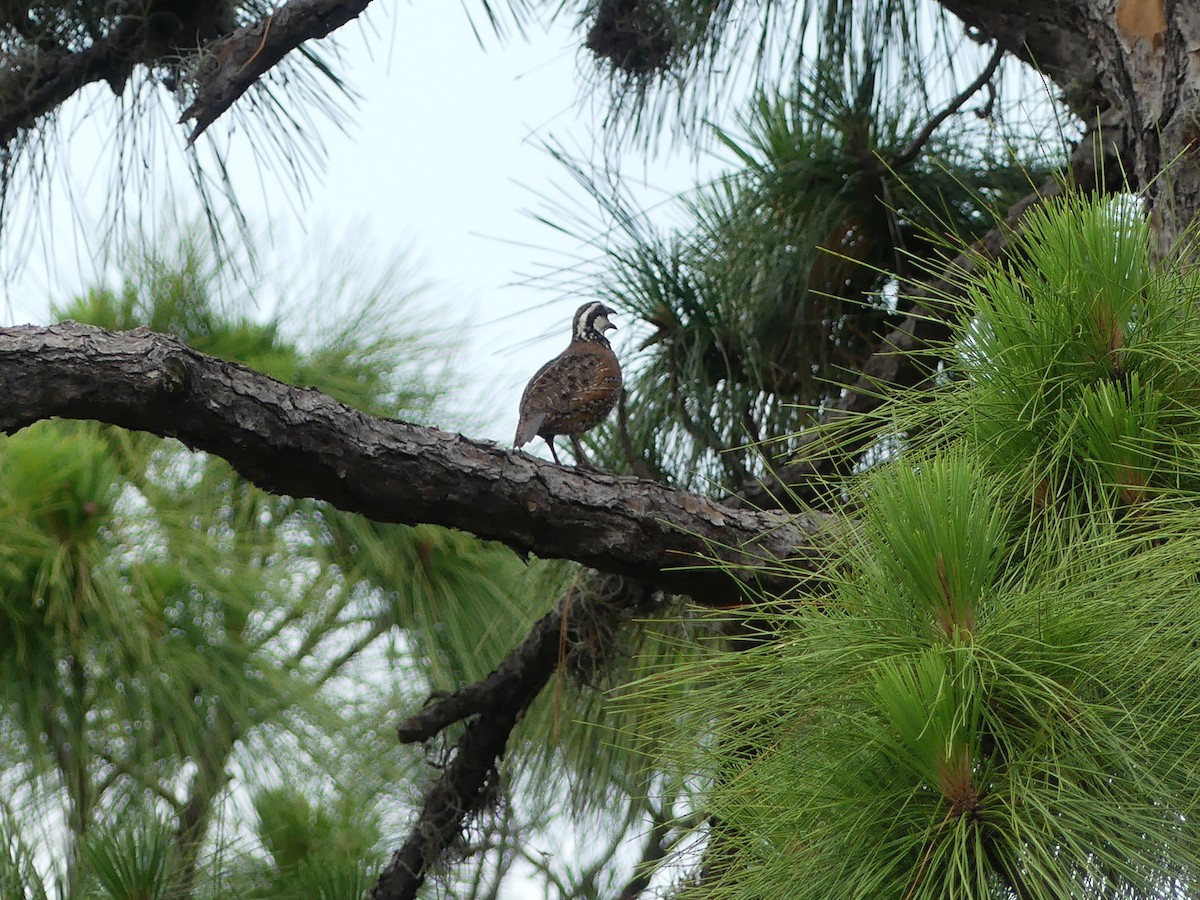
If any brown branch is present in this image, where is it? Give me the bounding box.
[372,711,516,900]
[374,579,654,900]
[0,322,828,605]
[933,1,1103,119]
[890,42,1006,170]
[180,0,376,144]
[396,574,655,744]
[0,2,250,148]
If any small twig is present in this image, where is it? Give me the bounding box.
[891,43,1005,170]
[976,80,997,120]
[513,846,575,898]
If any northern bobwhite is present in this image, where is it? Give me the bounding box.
[514,301,622,467]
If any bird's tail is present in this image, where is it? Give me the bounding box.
[513,411,545,448]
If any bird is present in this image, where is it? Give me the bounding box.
[514,301,623,467]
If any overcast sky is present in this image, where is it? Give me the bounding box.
[0,3,725,449]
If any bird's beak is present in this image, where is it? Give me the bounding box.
[605,317,617,331]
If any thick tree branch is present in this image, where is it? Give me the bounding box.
[0,2,246,148]
[0,323,827,605]
[180,0,375,144]
[0,23,140,145]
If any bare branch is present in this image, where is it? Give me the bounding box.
[180,0,374,144]
[396,574,657,744]
[374,579,655,900]
[933,1,1103,119]
[890,43,1006,170]
[0,322,828,605]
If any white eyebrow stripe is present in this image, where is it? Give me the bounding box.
[574,302,607,339]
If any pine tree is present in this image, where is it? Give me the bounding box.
[642,194,1200,897]
[3,2,1200,899]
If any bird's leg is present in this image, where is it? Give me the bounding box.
[570,435,597,470]
[544,437,563,466]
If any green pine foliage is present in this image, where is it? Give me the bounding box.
[81,813,180,900]
[640,194,1200,898]
[234,786,383,898]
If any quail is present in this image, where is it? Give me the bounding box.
[514,301,623,467]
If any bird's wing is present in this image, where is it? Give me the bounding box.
[523,352,611,408]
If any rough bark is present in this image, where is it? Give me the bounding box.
[936,0,1200,251]
[0,322,828,606]
[0,17,142,144]
[0,0,371,151]
[934,2,1107,116]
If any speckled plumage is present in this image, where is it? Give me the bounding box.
[514,302,622,466]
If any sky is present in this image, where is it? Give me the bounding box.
[0,2,723,448]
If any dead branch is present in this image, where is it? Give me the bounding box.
[374,579,655,900]
[180,0,375,143]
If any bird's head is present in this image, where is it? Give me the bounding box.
[573,301,617,343]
